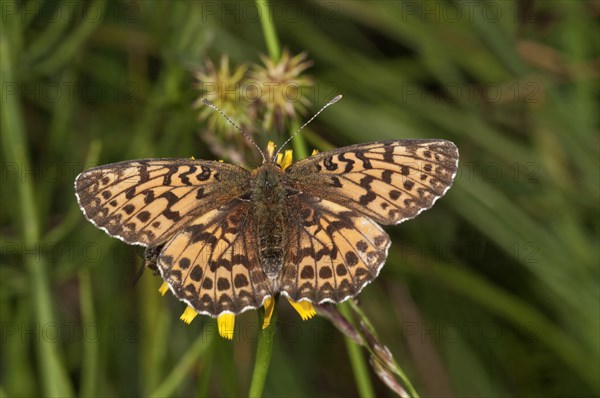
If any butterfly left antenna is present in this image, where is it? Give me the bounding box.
[201,98,266,162]
[275,94,342,157]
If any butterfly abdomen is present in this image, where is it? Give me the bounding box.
[253,164,286,280]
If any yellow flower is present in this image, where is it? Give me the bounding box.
[262,297,276,329]
[180,306,198,324]
[218,313,235,340]
[172,296,316,340]
[287,299,316,321]
[276,149,293,170]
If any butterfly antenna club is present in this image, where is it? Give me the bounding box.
[202,98,266,162]
[276,94,343,157]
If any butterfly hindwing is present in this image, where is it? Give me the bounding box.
[280,194,390,304]
[75,159,251,246]
[157,199,272,317]
[285,140,459,225]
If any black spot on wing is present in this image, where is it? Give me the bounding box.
[136,211,150,222]
[125,186,136,199]
[179,258,191,269]
[144,190,155,204]
[217,277,231,291]
[301,265,314,279]
[359,191,377,205]
[123,204,135,215]
[234,274,249,288]
[190,266,202,281]
[345,252,359,266]
[202,278,213,289]
[319,266,332,278]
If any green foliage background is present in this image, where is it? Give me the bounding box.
[1,1,598,397]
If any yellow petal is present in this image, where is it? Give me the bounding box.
[218,159,224,163]
[218,313,235,340]
[189,155,196,160]
[267,141,277,159]
[180,306,198,324]
[287,298,316,321]
[262,297,275,329]
[311,149,319,156]
[280,150,293,170]
[158,282,169,296]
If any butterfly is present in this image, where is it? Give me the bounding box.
[75,137,458,319]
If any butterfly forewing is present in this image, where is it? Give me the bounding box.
[285,140,459,225]
[75,159,251,246]
[281,194,390,303]
[157,200,271,317]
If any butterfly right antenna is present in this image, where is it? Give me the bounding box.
[202,98,266,162]
[275,94,343,157]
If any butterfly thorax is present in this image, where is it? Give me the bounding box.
[252,162,287,282]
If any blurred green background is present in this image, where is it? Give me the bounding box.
[1,1,598,397]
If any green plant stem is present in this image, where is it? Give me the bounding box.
[339,303,376,398]
[79,270,97,397]
[249,306,278,398]
[0,35,73,397]
[140,274,169,395]
[256,0,280,61]
[196,342,215,397]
